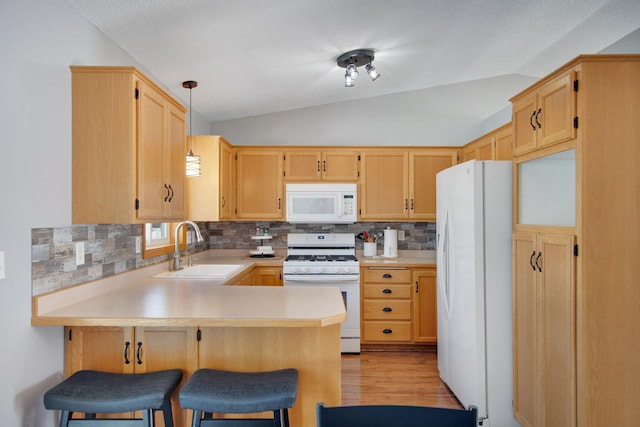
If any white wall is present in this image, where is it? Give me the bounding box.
[210,74,534,146]
[0,1,209,425]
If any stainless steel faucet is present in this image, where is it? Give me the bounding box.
[173,220,204,271]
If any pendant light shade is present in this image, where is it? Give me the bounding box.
[183,80,201,178]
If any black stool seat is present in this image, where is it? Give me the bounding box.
[179,368,298,427]
[44,369,182,427]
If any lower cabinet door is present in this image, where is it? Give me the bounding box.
[65,326,197,427]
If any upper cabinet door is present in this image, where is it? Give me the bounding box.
[359,150,409,220]
[409,150,457,221]
[236,149,283,220]
[284,149,359,181]
[512,70,577,157]
[284,151,322,181]
[537,72,576,149]
[137,80,167,219]
[71,66,187,224]
[321,150,359,181]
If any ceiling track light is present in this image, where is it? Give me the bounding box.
[183,80,201,178]
[337,49,381,87]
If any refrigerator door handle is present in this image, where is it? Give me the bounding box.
[437,207,453,320]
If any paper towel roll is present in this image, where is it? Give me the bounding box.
[383,228,398,258]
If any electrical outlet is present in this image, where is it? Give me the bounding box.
[398,230,405,241]
[76,242,85,266]
[135,236,142,254]
[0,251,5,280]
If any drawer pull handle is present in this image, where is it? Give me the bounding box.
[124,341,130,365]
[382,289,392,294]
[383,307,392,312]
[383,329,393,334]
[382,273,392,279]
[136,341,143,365]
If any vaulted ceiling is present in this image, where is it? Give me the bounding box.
[64,0,640,123]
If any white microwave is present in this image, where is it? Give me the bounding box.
[285,183,357,223]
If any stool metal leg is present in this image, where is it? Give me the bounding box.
[59,411,71,427]
[191,409,203,427]
[160,400,175,427]
[142,408,153,427]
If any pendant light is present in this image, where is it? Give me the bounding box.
[183,80,201,178]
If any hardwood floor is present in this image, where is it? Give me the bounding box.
[341,351,462,409]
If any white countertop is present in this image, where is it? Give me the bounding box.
[32,253,346,328]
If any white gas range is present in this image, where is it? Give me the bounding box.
[283,233,361,353]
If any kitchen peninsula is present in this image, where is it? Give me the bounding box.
[32,258,345,427]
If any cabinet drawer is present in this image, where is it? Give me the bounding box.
[362,268,411,283]
[363,321,412,342]
[362,283,412,299]
[363,300,411,320]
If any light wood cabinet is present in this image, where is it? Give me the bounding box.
[361,266,437,345]
[65,326,197,427]
[186,135,235,221]
[512,233,576,427]
[253,266,283,286]
[494,124,513,161]
[512,70,576,156]
[408,149,457,221]
[284,149,359,181]
[359,151,408,220]
[462,134,493,161]
[71,66,187,224]
[511,55,640,427]
[461,123,513,162]
[361,268,413,343]
[412,268,437,343]
[359,149,457,221]
[235,149,283,220]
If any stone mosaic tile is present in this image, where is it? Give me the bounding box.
[32,220,436,295]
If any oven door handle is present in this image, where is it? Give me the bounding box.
[283,275,360,283]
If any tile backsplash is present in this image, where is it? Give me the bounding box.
[32,221,435,295]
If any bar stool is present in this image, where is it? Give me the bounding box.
[43,369,183,427]
[179,368,299,427]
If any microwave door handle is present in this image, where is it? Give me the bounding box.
[337,194,344,218]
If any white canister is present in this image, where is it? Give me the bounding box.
[383,227,398,258]
[363,242,377,257]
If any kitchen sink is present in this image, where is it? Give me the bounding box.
[153,264,245,279]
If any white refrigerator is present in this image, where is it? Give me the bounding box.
[436,160,519,427]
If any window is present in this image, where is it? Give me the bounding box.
[145,223,170,247]
[142,222,186,259]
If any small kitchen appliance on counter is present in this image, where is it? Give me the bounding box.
[283,233,360,353]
